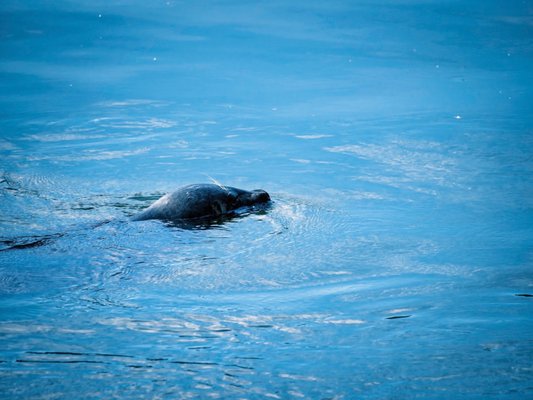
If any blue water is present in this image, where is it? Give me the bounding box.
[1,1,532,398]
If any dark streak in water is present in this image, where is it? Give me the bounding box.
[27,351,134,358]
[515,293,533,297]
[0,234,64,251]
[170,360,218,366]
[28,351,86,356]
[225,363,255,370]
[227,382,245,388]
[17,359,105,364]
[386,315,412,320]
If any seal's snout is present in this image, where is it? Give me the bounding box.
[251,189,270,203]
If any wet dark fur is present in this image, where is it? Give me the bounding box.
[131,184,271,222]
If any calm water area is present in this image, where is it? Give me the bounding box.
[1,1,532,398]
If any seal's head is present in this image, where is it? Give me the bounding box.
[228,187,270,209]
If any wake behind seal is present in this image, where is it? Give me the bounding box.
[1,183,270,252]
[131,183,271,222]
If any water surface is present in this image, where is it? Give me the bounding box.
[1,1,532,398]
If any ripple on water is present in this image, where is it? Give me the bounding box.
[118,193,351,291]
[0,185,469,308]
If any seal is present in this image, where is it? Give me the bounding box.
[131,183,271,222]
